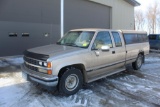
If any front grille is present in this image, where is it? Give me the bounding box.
[24,56,39,65]
[25,63,38,71]
[24,56,39,72]
[23,55,48,73]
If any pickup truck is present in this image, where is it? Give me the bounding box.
[148,34,160,50]
[21,29,150,95]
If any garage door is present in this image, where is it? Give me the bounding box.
[64,0,111,32]
[0,0,60,56]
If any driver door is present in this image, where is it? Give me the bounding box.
[87,31,117,81]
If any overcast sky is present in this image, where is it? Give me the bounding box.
[135,0,160,11]
[135,0,160,33]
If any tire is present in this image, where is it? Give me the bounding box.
[132,54,143,70]
[58,67,83,95]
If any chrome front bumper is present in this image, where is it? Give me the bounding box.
[21,64,58,89]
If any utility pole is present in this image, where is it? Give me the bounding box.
[61,0,64,38]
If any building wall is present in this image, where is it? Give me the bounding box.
[89,0,135,30]
[0,0,60,24]
[0,0,135,56]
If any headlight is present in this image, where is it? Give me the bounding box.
[38,62,52,75]
[43,62,47,67]
[38,61,52,68]
[39,62,43,66]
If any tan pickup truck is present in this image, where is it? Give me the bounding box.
[21,29,150,95]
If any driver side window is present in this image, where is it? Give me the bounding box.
[92,31,113,50]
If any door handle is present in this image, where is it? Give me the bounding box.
[112,51,115,54]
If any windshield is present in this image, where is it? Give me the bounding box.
[57,31,95,48]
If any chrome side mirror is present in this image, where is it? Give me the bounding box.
[101,45,110,51]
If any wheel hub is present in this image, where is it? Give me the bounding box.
[65,74,79,91]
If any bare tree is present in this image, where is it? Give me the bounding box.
[146,2,160,34]
[157,16,160,33]
[135,10,145,30]
[157,9,160,33]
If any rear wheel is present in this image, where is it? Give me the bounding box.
[58,67,83,95]
[132,54,143,70]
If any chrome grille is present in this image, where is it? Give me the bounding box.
[24,56,39,65]
[24,56,39,71]
[25,63,38,71]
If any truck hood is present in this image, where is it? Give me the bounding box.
[27,44,84,57]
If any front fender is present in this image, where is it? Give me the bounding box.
[51,58,87,76]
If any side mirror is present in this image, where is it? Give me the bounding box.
[101,45,110,51]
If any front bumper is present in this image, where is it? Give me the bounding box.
[21,64,58,90]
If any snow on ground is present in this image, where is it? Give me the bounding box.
[0,53,160,107]
[0,56,23,67]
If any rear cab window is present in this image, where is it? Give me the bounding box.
[124,33,148,44]
[112,32,122,47]
[124,34,138,44]
[138,34,148,43]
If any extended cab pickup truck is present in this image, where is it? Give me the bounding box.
[21,29,149,95]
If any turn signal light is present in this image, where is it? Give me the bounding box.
[47,62,52,68]
[47,70,52,75]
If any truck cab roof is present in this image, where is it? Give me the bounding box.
[70,28,147,34]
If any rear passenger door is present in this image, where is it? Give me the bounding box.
[111,32,126,66]
[123,34,140,63]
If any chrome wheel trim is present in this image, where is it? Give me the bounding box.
[65,74,79,91]
[137,56,142,68]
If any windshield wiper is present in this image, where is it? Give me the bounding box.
[59,43,86,48]
[64,43,83,48]
[65,43,87,49]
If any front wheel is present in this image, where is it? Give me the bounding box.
[58,68,83,95]
[132,54,143,70]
